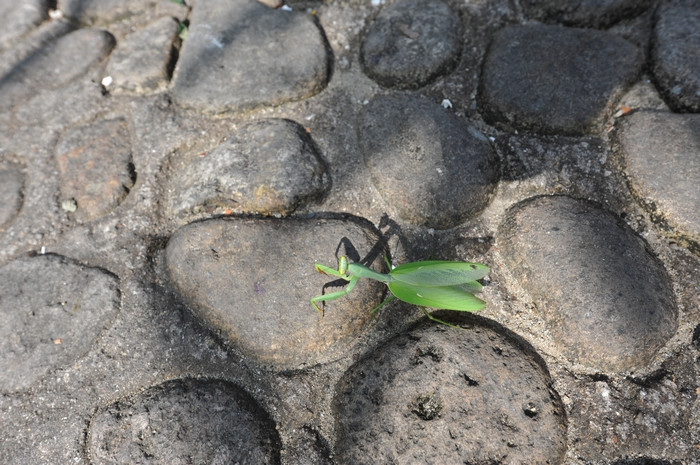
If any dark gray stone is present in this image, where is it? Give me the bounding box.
[0,28,115,112]
[165,216,387,369]
[334,320,567,464]
[0,254,120,392]
[478,25,643,135]
[0,0,49,49]
[56,117,136,222]
[360,0,461,89]
[521,0,654,28]
[171,0,330,115]
[0,162,24,229]
[616,111,700,253]
[651,2,700,112]
[105,16,180,94]
[168,118,330,218]
[358,93,498,229]
[498,196,677,372]
[88,378,281,464]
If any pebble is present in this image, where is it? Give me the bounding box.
[497,195,677,372]
[358,93,498,229]
[479,24,643,135]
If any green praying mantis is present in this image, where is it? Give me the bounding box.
[311,255,489,326]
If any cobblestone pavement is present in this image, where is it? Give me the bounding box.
[1,0,698,464]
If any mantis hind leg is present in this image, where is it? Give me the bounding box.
[370,294,396,315]
[421,307,461,329]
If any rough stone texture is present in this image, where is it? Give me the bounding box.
[171,0,330,114]
[521,0,654,28]
[335,319,567,464]
[616,111,700,254]
[0,254,120,392]
[60,0,160,25]
[0,0,49,50]
[165,216,388,369]
[650,2,700,112]
[1,2,699,464]
[358,93,498,229]
[56,117,136,222]
[360,0,461,89]
[498,195,677,372]
[168,119,330,218]
[0,162,24,229]
[478,24,643,135]
[88,378,281,464]
[0,28,115,112]
[104,16,180,94]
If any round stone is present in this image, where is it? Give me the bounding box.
[358,93,498,229]
[0,254,120,392]
[334,319,568,463]
[497,195,677,372]
[360,0,462,89]
[88,378,280,464]
[165,215,387,369]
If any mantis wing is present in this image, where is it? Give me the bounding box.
[389,261,489,287]
[387,280,486,311]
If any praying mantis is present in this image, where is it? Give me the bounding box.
[311,255,489,326]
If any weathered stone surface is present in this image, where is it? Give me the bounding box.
[0,254,120,392]
[358,93,498,229]
[60,0,159,25]
[171,0,330,114]
[0,162,24,229]
[168,118,330,218]
[104,16,180,94]
[56,117,136,222]
[360,0,461,89]
[0,0,49,49]
[522,0,654,28]
[165,216,387,368]
[0,28,115,112]
[650,2,700,112]
[88,378,280,464]
[478,25,643,135]
[616,111,700,253]
[335,320,567,464]
[498,196,677,372]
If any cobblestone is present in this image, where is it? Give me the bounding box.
[0,0,698,464]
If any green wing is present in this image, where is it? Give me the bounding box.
[389,261,489,287]
[387,280,486,311]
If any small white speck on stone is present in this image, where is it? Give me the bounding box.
[101,76,113,87]
[441,99,452,109]
[280,4,292,11]
[48,9,63,19]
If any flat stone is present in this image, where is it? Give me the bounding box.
[358,93,498,229]
[478,25,643,135]
[171,0,330,115]
[88,378,280,464]
[165,216,387,369]
[56,118,136,222]
[104,16,180,94]
[497,196,677,372]
[0,162,24,229]
[0,28,115,112]
[0,0,49,49]
[0,254,120,392]
[616,111,700,253]
[522,0,654,28]
[334,320,567,463]
[168,118,330,218]
[650,2,700,112]
[360,0,461,89]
